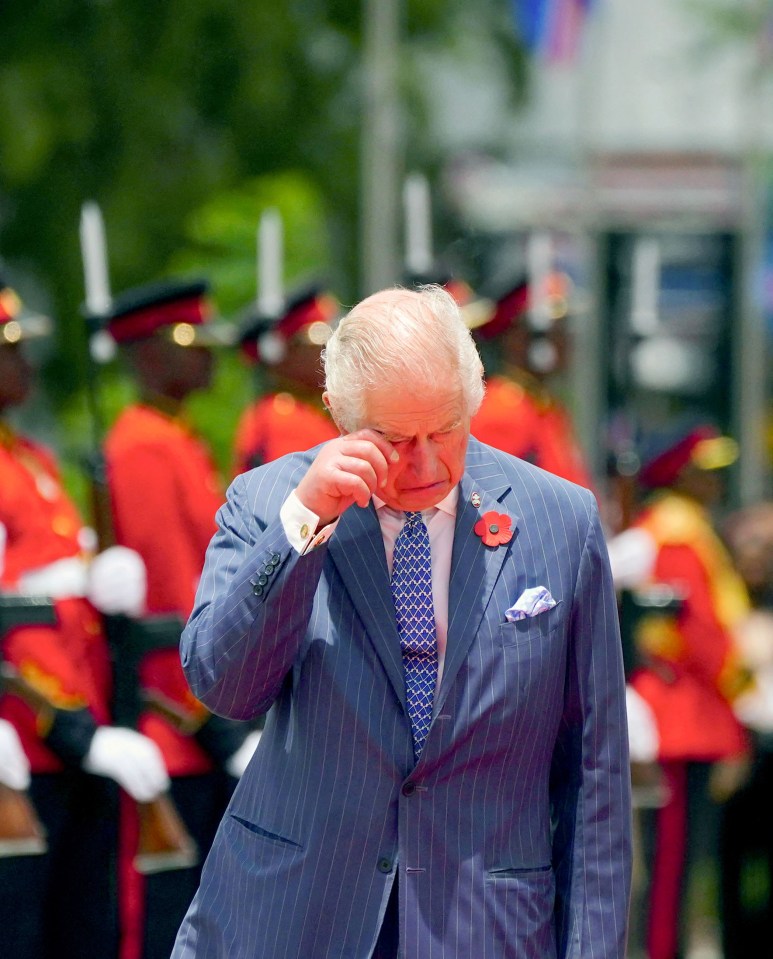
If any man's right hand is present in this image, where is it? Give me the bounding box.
[88,546,147,617]
[294,430,398,526]
[0,718,30,791]
[82,726,170,802]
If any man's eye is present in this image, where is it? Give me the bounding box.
[431,425,459,439]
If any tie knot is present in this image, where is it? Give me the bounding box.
[403,511,423,530]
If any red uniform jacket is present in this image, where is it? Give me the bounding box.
[629,493,749,761]
[105,404,225,775]
[233,392,338,475]
[0,425,111,771]
[471,375,594,489]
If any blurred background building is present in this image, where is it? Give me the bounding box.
[440,0,773,506]
[0,0,769,504]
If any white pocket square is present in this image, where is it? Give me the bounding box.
[505,586,557,622]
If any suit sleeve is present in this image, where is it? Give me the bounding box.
[550,500,632,959]
[180,471,327,721]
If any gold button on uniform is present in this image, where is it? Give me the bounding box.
[274,393,297,416]
[52,516,73,536]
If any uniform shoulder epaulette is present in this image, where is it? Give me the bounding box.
[492,378,526,407]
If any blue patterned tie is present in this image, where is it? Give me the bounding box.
[391,511,437,761]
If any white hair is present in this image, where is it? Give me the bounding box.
[323,285,485,432]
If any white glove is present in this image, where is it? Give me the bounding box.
[0,718,31,791]
[734,671,773,733]
[606,528,657,590]
[225,729,262,779]
[82,726,170,802]
[87,546,147,617]
[625,685,660,763]
[18,556,88,598]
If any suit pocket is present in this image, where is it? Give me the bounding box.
[230,814,304,850]
[483,863,557,956]
[487,864,552,879]
[498,603,562,647]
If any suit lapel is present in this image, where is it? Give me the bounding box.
[327,503,407,708]
[436,444,517,715]
[326,441,517,719]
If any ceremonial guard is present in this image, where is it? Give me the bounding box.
[0,278,168,959]
[607,422,751,959]
[102,278,257,959]
[233,284,339,474]
[468,276,594,489]
[717,502,773,958]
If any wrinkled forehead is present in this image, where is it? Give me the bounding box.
[361,383,468,434]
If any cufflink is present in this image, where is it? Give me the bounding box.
[306,528,332,552]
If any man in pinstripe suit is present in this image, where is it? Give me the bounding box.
[172,285,632,958]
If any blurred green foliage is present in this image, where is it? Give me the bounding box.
[0,0,526,512]
[171,170,334,313]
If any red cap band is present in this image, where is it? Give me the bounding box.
[276,294,337,342]
[474,284,529,341]
[0,288,21,324]
[108,295,210,343]
[639,426,719,489]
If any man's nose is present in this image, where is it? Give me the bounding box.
[408,437,437,478]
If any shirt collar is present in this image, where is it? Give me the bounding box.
[373,485,458,519]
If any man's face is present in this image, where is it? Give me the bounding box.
[361,382,470,512]
[0,342,33,411]
[275,338,325,392]
[140,338,214,400]
[677,464,725,508]
[172,343,214,395]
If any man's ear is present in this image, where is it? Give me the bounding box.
[322,392,345,435]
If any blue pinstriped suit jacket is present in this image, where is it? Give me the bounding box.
[172,438,632,959]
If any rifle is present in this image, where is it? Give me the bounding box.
[619,584,684,683]
[618,584,682,811]
[78,201,198,874]
[0,595,54,858]
[106,613,199,873]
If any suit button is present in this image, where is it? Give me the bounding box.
[271,553,281,565]
[258,574,268,586]
[377,857,393,874]
[252,584,264,597]
[401,781,416,797]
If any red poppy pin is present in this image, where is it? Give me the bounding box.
[474,511,513,548]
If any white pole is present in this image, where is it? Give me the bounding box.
[630,237,660,336]
[527,231,554,330]
[403,172,433,276]
[360,0,401,294]
[79,201,112,316]
[257,209,284,317]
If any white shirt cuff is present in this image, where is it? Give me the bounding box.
[280,490,338,554]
